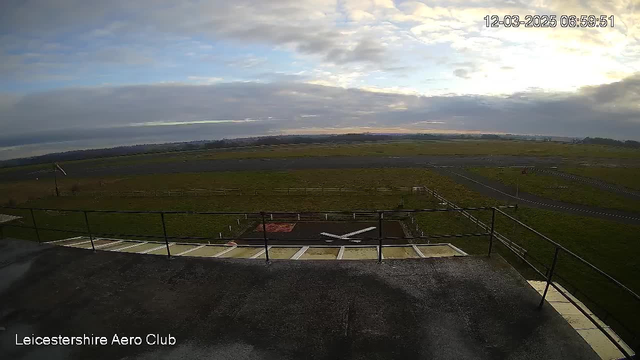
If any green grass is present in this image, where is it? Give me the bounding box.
[3,139,640,176]
[564,167,640,191]
[1,167,639,345]
[469,167,640,213]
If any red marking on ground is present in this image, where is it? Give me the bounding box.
[256,223,296,233]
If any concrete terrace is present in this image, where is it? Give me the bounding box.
[0,238,599,360]
[50,236,468,260]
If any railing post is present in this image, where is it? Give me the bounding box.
[488,208,496,256]
[538,247,560,309]
[30,208,41,244]
[160,212,171,259]
[261,212,270,262]
[83,211,95,252]
[378,211,383,263]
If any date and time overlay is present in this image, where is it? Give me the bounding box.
[484,15,615,28]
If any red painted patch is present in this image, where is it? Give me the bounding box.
[256,223,296,233]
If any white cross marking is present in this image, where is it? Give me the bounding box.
[320,227,377,243]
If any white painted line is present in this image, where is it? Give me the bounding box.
[140,243,174,254]
[95,240,123,249]
[212,246,236,258]
[176,245,205,256]
[66,240,92,247]
[337,246,345,260]
[447,243,468,256]
[110,241,147,252]
[320,232,344,240]
[292,246,309,260]
[340,227,377,238]
[412,244,426,258]
[251,246,271,259]
[46,236,83,244]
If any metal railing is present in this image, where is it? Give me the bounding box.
[0,205,512,260]
[490,207,638,359]
[0,201,637,357]
[55,186,431,198]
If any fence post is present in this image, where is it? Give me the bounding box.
[378,211,383,263]
[538,247,560,309]
[261,212,270,262]
[488,208,496,256]
[160,212,171,259]
[83,211,95,252]
[30,208,41,244]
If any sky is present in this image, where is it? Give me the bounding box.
[1,0,639,160]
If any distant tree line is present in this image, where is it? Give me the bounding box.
[2,133,638,168]
[577,137,640,149]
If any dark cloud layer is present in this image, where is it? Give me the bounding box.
[0,74,639,159]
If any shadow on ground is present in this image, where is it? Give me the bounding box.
[0,238,598,360]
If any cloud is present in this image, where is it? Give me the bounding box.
[453,69,469,79]
[0,75,639,159]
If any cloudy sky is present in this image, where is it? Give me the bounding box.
[1,0,639,159]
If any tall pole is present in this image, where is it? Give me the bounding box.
[30,208,41,244]
[378,211,383,263]
[538,247,560,309]
[261,212,270,262]
[488,208,496,256]
[84,211,95,251]
[53,163,60,197]
[161,212,171,259]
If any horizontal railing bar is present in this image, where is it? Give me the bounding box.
[496,240,546,279]
[0,205,516,215]
[494,207,640,303]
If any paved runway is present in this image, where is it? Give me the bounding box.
[0,155,574,181]
[433,167,640,225]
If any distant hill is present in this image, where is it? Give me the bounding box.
[0,132,603,168]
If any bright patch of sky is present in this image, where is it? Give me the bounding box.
[0,0,639,158]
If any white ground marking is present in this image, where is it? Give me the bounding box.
[528,280,635,359]
[447,243,468,256]
[46,236,83,244]
[110,242,147,252]
[320,227,376,242]
[66,240,92,247]
[95,240,123,249]
[176,245,205,256]
[251,246,271,259]
[337,246,345,259]
[139,243,174,254]
[211,246,236,258]
[292,246,309,260]
[412,244,426,258]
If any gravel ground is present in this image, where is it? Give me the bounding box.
[0,238,598,360]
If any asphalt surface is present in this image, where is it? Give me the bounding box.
[0,238,599,360]
[0,156,574,181]
[535,168,640,200]
[434,168,640,225]
[239,220,407,245]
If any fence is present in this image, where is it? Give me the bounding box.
[0,198,638,357]
[488,207,638,359]
[55,186,430,198]
[416,186,638,358]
